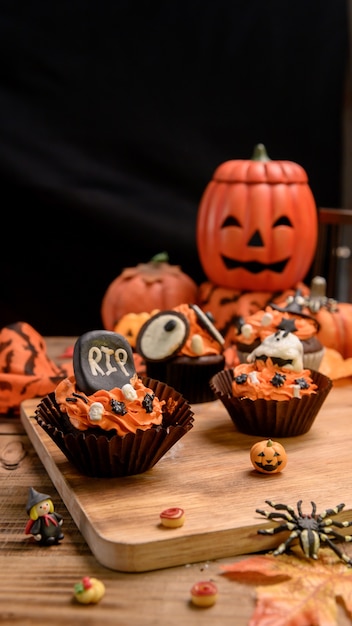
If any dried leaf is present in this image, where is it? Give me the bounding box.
[221,547,352,626]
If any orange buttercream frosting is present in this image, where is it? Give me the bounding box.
[234,306,318,345]
[231,358,317,401]
[173,304,223,357]
[55,375,165,435]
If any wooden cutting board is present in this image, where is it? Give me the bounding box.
[20,380,352,573]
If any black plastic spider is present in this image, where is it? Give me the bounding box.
[256,499,352,566]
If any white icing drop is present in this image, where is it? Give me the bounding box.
[248,371,260,384]
[191,333,204,355]
[261,312,273,327]
[242,323,253,339]
[291,384,301,398]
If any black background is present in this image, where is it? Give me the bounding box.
[0,1,348,335]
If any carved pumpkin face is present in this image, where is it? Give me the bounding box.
[196,144,318,292]
[250,439,287,474]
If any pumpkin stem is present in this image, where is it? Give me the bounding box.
[251,143,271,162]
[266,439,273,447]
[150,251,169,264]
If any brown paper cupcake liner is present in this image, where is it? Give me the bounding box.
[35,378,194,477]
[146,356,225,404]
[210,369,332,437]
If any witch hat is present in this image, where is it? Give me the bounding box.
[26,487,51,514]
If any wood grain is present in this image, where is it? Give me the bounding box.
[20,380,352,573]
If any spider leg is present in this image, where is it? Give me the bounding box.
[272,530,301,556]
[256,509,294,523]
[264,500,297,518]
[258,522,293,536]
[321,518,352,531]
[320,533,352,566]
[321,527,352,542]
[318,503,345,521]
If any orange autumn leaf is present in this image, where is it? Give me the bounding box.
[221,547,352,626]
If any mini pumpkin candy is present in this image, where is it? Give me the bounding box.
[196,144,318,292]
[250,439,287,474]
[101,252,198,331]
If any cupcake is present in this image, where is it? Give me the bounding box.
[233,289,325,370]
[35,330,194,477]
[210,330,332,437]
[135,303,225,404]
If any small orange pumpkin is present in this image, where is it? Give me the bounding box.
[250,439,287,474]
[113,310,159,349]
[306,277,352,359]
[101,252,198,331]
[273,276,352,360]
[196,144,318,292]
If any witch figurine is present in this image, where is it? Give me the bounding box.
[24,487,64,546]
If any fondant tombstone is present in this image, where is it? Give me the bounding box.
[73,330,136,394]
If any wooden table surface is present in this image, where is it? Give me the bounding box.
[1,337,352,626]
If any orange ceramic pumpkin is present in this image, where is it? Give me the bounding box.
[196,144,318,292]
[250,439,287,474]
[101,252,198,331]
[296,276,352,359]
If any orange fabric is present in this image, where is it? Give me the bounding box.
[0,322,73,414]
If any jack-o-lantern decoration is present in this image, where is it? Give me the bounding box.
[101,252,198,331]
[250,439,287,474]
[196,144,318,292]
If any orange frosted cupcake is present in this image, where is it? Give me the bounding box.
[35,330,194,477]
[233,291,324,370]
[136,304,225,404]
[210,330,332,437]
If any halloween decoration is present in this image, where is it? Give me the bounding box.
[160,507,185,528]
[74,576,106,604]
[101,252,198,331]
[196,144,318,292]
[34,329,194,478]
[284,276,352,360]
[136,303,225,404]
[250,439,287,474]
[197,281,310,347]
[25,487,64,546]
[190,581,218,607]
[256,500,352,565]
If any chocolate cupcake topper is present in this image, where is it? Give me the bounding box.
[189,304,225,347]
[136,310,190,362]
[247,330,304,372]
[73,330,136,394]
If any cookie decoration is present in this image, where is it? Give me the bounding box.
[73,330,136,394]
